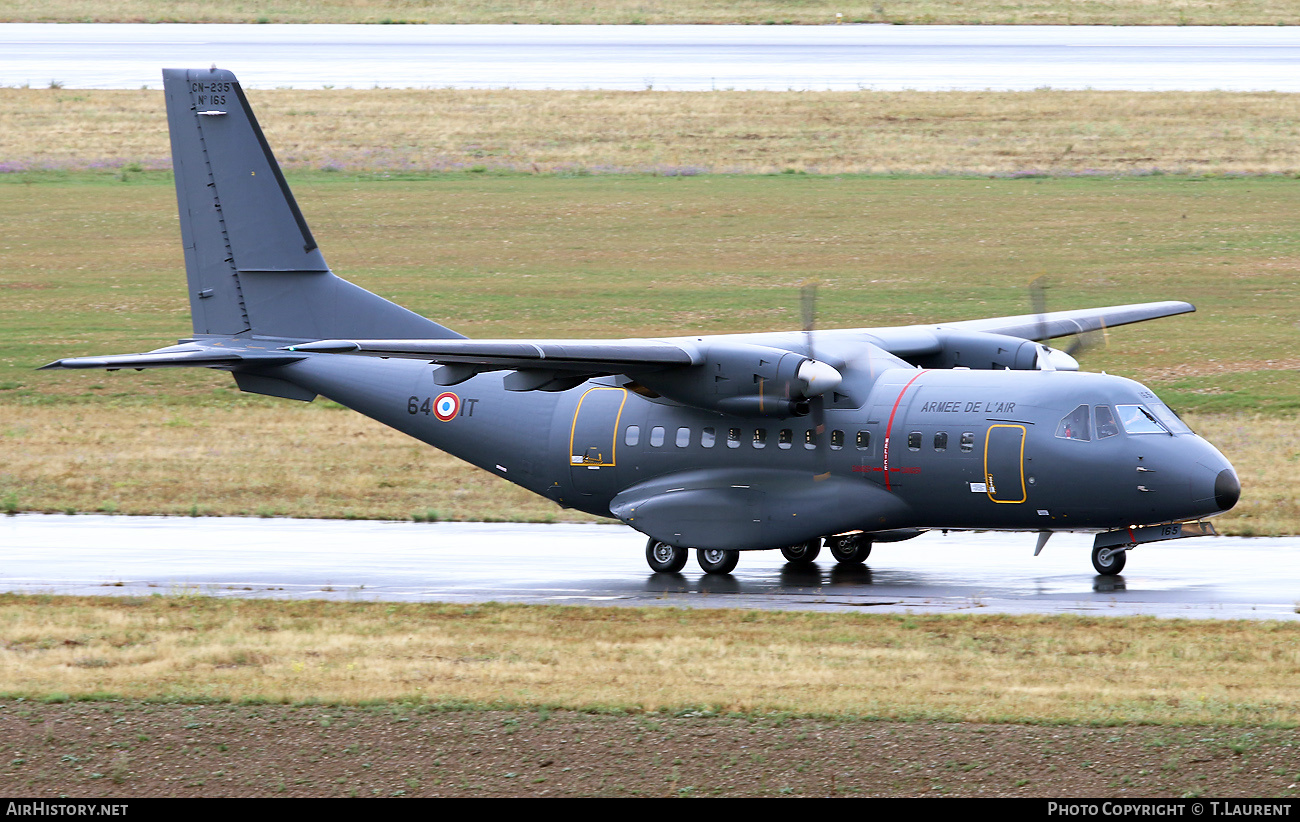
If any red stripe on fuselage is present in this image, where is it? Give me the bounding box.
[883,370,928,491]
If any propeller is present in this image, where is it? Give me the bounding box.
[1028,275,1103,370]
[800,280,832,481]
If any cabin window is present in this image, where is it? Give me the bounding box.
[960,432,974,452]
[934,432,948,451]
[803,429,817,450]
[1116,404,1168,435]
[1094,405,1119,439]
[856,430,871,450]
[778,429,793,449]
[907,431,922,451]
[1056,404,1091,441]
[649,426,665,447]
[830,430,844,450]
[701,427,716,448]
[727,427,741,448]
[753,429,767,448]
[676,427,691,447]
[624,425,640,446]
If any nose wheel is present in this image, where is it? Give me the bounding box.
[1091,545,1127,575]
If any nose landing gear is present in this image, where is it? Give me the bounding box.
[1091,544,1127,575]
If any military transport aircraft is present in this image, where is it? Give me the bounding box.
[45,68,1240,576]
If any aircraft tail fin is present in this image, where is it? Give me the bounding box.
[162,67,461,342]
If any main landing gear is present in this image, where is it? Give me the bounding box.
[826,534,872,565]
[780,540,821,565]
[645,539,741,574]
[696,547,740,575]
[646,535,875,574]
[645,539,689,573]
[644,538,741,574]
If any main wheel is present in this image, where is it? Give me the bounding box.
[1091,545,1127,575]
[646,539,688,573]
[697,547,740,575]
[780,540,821,565]
[827,535,871,565]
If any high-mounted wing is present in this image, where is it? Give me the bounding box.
[287,338,697,371]
[286,337,702,393]
[286,336,842,413]
[934,300,1195,341]
[864,300,1195,371]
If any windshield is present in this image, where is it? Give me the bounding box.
[1144,397,1194,434]
[1115,404,1169,435]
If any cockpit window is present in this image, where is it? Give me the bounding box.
[1115,404,1169,435]
[1094,405,1120,439]
[1145,398,1193,435]
[1055,404,1091,441]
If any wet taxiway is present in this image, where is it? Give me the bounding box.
[2,514,1296,620]
[5,24,1300,91]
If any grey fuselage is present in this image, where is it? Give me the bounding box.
[270,346,1235,545]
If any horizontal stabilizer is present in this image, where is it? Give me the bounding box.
[41,346,303,371]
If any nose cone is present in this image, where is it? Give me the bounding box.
[1214,468,1241,512]
[1189,438,1239,518]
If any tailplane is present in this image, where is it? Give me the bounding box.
[162,67,460,342]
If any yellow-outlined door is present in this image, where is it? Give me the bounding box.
[569,387,628,493]
[984,424,1027,503]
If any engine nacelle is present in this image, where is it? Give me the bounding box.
[909,330,1078,371]
[634,342,841,418]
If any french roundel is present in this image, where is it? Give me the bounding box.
[433,392,460,421]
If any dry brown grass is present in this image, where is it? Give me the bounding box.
[1,0,1294,25]
[0,403,589,522]
[3,596,1298,724]
[5,87,1300,176]
[0,403,1289,534]
[1191,415,1300,537]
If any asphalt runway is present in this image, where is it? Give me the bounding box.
[3,23,1300,91]
[3,514,1296,621]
